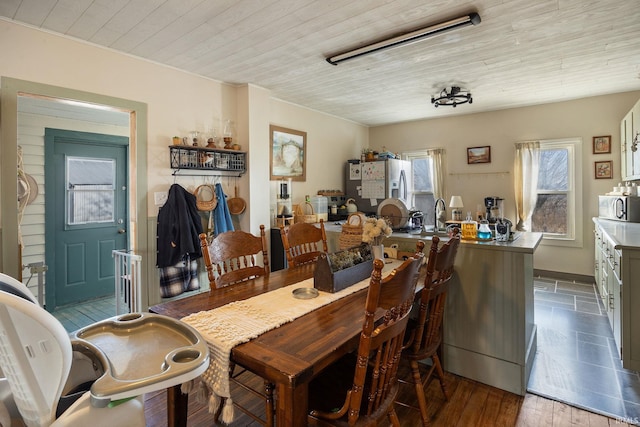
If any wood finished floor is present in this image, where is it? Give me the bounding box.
[143,367,631,427]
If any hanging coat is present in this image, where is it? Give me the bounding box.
[157,184,203,268]
[213,183,234,236]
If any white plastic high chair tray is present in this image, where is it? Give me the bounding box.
[71,312,209,404]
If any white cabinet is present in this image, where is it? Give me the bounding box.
[595,226,622,357]
[593,219,640,370]
[594,226,605,301]
[621,98,640,181]
[622,248,640,371]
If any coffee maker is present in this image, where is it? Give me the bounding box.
[275,178,294,227]
[484,196,504,223]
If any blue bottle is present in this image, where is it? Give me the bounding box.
[477,220,492,240]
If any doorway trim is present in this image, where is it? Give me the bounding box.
[1,77,148,305]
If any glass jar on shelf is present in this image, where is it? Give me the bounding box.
[223,120,234,149]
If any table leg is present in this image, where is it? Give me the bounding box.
[276,383,308,427]
[167,384,188,427]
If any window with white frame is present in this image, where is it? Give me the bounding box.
[404,151,435,226]
[531,138,582,243]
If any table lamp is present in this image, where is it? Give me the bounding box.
[449,196,464,221]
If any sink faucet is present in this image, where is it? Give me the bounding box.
[434,198,446,231]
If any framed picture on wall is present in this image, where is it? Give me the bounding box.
[593,135,611,154]
[595,160,613,179]
[270,125,307,181]
[467,146,491,164]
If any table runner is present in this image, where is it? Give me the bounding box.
[180,261,400,423]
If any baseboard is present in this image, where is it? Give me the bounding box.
[533,269,595,284]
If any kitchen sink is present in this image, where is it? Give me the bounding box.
[418,226,450,237]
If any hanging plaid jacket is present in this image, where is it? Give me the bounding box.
[157,184,203,268]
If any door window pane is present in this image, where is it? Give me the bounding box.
[66,157,115,225]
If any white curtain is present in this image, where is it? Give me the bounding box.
[428,148,445,201]
[514,141,540,231]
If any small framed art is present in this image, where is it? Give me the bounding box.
[467,146,491,164]
[270,125,307,181]
[593,135,611,154]
[595,160,613,179]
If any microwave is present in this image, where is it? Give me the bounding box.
[598,195,640,222]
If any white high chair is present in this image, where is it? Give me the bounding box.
[0,287,145,426]
[0,273,38,305]
[0,283,209,427]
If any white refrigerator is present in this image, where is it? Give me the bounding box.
[344,159,412,215]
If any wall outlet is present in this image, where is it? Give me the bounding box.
[154,191,168,206]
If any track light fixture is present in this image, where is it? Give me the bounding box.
[326,12,481,65]
[431,86,472,108]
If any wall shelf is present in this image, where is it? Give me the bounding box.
[169,145,246,177]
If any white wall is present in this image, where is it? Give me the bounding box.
[0,19,235,213]
[3,18,638,281]
[267,99,369,220]
[0,20,368,304]
[370,91,640,276]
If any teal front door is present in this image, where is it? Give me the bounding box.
[45,129,128,310]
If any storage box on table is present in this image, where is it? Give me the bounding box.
[314,243,373,293]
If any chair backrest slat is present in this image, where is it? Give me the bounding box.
[200,225,269,289]
[279,221,328,267]
[410,232,461,357]
[348,244,424,424]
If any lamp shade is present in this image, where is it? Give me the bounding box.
[449,196,464,221]
[449,196,464,208]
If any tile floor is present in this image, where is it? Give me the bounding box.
[528,277,640,425]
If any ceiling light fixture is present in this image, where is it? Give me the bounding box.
[431,86,472,107]
[326,12,481,66]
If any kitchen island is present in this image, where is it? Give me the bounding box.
[324,223,543,396]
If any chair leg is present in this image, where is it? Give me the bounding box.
[410,360,430,427]
[388,407,401,427]
[432,354,449,400]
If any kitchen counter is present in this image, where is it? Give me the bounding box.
[323,222,540,254]
[592,217,640,371]
[325,223,543,395]
[593,217,640,249]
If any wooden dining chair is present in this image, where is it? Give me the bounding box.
[279,220,328,267]
[396,231,461,427]
[307,246,424,427]
[199,225,269,289]
[199,225,275,426]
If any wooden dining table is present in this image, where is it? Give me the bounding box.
[149,259,413,427]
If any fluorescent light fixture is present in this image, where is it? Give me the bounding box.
[326,12,481,65]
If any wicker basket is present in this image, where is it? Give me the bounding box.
[339,213,364,249]
[295,202,317,223]
[194,184,218,211]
